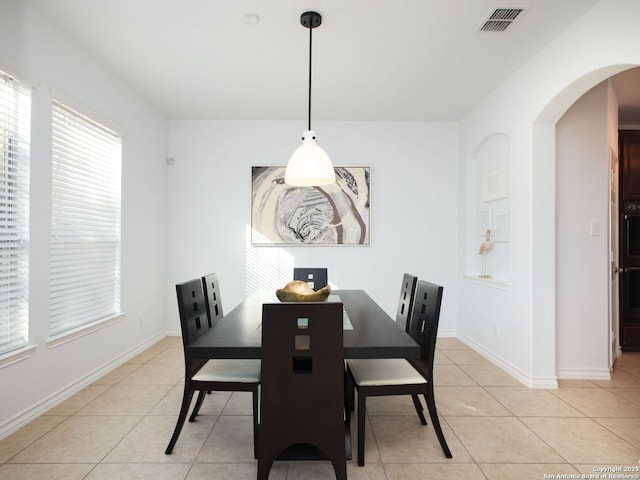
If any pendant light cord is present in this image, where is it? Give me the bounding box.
[307,22,313,132]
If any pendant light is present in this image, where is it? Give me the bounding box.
[284,11,336,187]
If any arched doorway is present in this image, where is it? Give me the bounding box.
[539,66,640,378]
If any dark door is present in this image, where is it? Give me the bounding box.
[619,131,640,351]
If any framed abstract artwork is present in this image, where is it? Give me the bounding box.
[251,166,370,245]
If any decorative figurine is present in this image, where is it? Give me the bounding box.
[478,229,492,278]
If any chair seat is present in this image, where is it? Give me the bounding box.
[346,358,425,386]
[194,359,261,383]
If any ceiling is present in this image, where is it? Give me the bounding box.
[25,0,640,123]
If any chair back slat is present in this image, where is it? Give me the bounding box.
[202,273,224,327]
[395,273,418,331]
[407,280,444,378]
[175,278,210,375]
[293,267,328,290]
[176,278,211,346]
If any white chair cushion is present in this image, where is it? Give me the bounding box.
[347,358,425,386]
[193,359,261,383]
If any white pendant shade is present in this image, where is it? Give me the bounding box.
[284,130,336,186]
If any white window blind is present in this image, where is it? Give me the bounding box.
[50,100,121,337]
[0,69,31,354]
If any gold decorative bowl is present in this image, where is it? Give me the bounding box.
[276,280,331,302]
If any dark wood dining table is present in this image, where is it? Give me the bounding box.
[187,289,420,361]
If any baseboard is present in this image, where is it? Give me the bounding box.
[556,368,611,381]
[457,334,559,389]
[0,330,168,441]
[437,329,457,338]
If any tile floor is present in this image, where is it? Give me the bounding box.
[1,336,640,479]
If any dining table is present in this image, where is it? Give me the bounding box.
[187,289,420,361]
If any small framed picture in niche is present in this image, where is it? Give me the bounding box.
[495,213,509,242]
[479,209,492,236]
[482,167,507,202]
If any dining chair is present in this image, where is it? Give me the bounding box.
[293,267,328,290]
[165,278,261,456]
[185,272,226,422]
[346,273,420,417]
[257,302,347,480]
[346,280,452,466]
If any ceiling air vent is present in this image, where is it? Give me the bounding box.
[480,8,524,32]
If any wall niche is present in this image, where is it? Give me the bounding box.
[466,133,510,284]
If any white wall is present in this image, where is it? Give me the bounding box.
[556,81,614,378]
[0,0,168,436]
[458,0,640,386]
[166,120,459,334]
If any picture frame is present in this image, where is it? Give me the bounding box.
[482,167,507,202]
[495,213,509,242]
[251,166,370,246]
[479,208,492,236]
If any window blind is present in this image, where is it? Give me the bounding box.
[0,69,31,354]
[50,100,121,336]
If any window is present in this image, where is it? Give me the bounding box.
[50,100,121,337]
[0,69,31,355]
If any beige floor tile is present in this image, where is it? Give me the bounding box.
[92,363,142,385]
[196,415,256,462]
[614,353,640,369]
[221,391,254,416]
[433,350,454,365]
[369,415,469,463]
[446,416,564,464]
[485,386,585,417]
[436,386,512,417]
[442,348,491,365]
[117,362,184,385]
[436,338,469,350]
[187,462,285,480]
[8,415,141,463]
[550,387,640,417]
[104,415,215,463]
[433,364,478,386]
[615,366,640,380]
[607,387,640,407]
[459,365,523,387]
[123,337,178,361]
[479,463,579,479]
[345,462,388,480]
[2,338,639,479]
[349,414,382,465]
[594,417,640,448]
[45,385,110,416]
[148,345,185,365]
[592,369,640,388]
[385,462,488,479]
[85,463,191,480]
[149,386,231,416]
[522,417,640,464]
[365,394,422,416]
[76,384,173,416]
[0,415,67,462]
[286,461,348,480]
[557,379,600,388]
[0,463,94,480]
[127,341,171,364]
